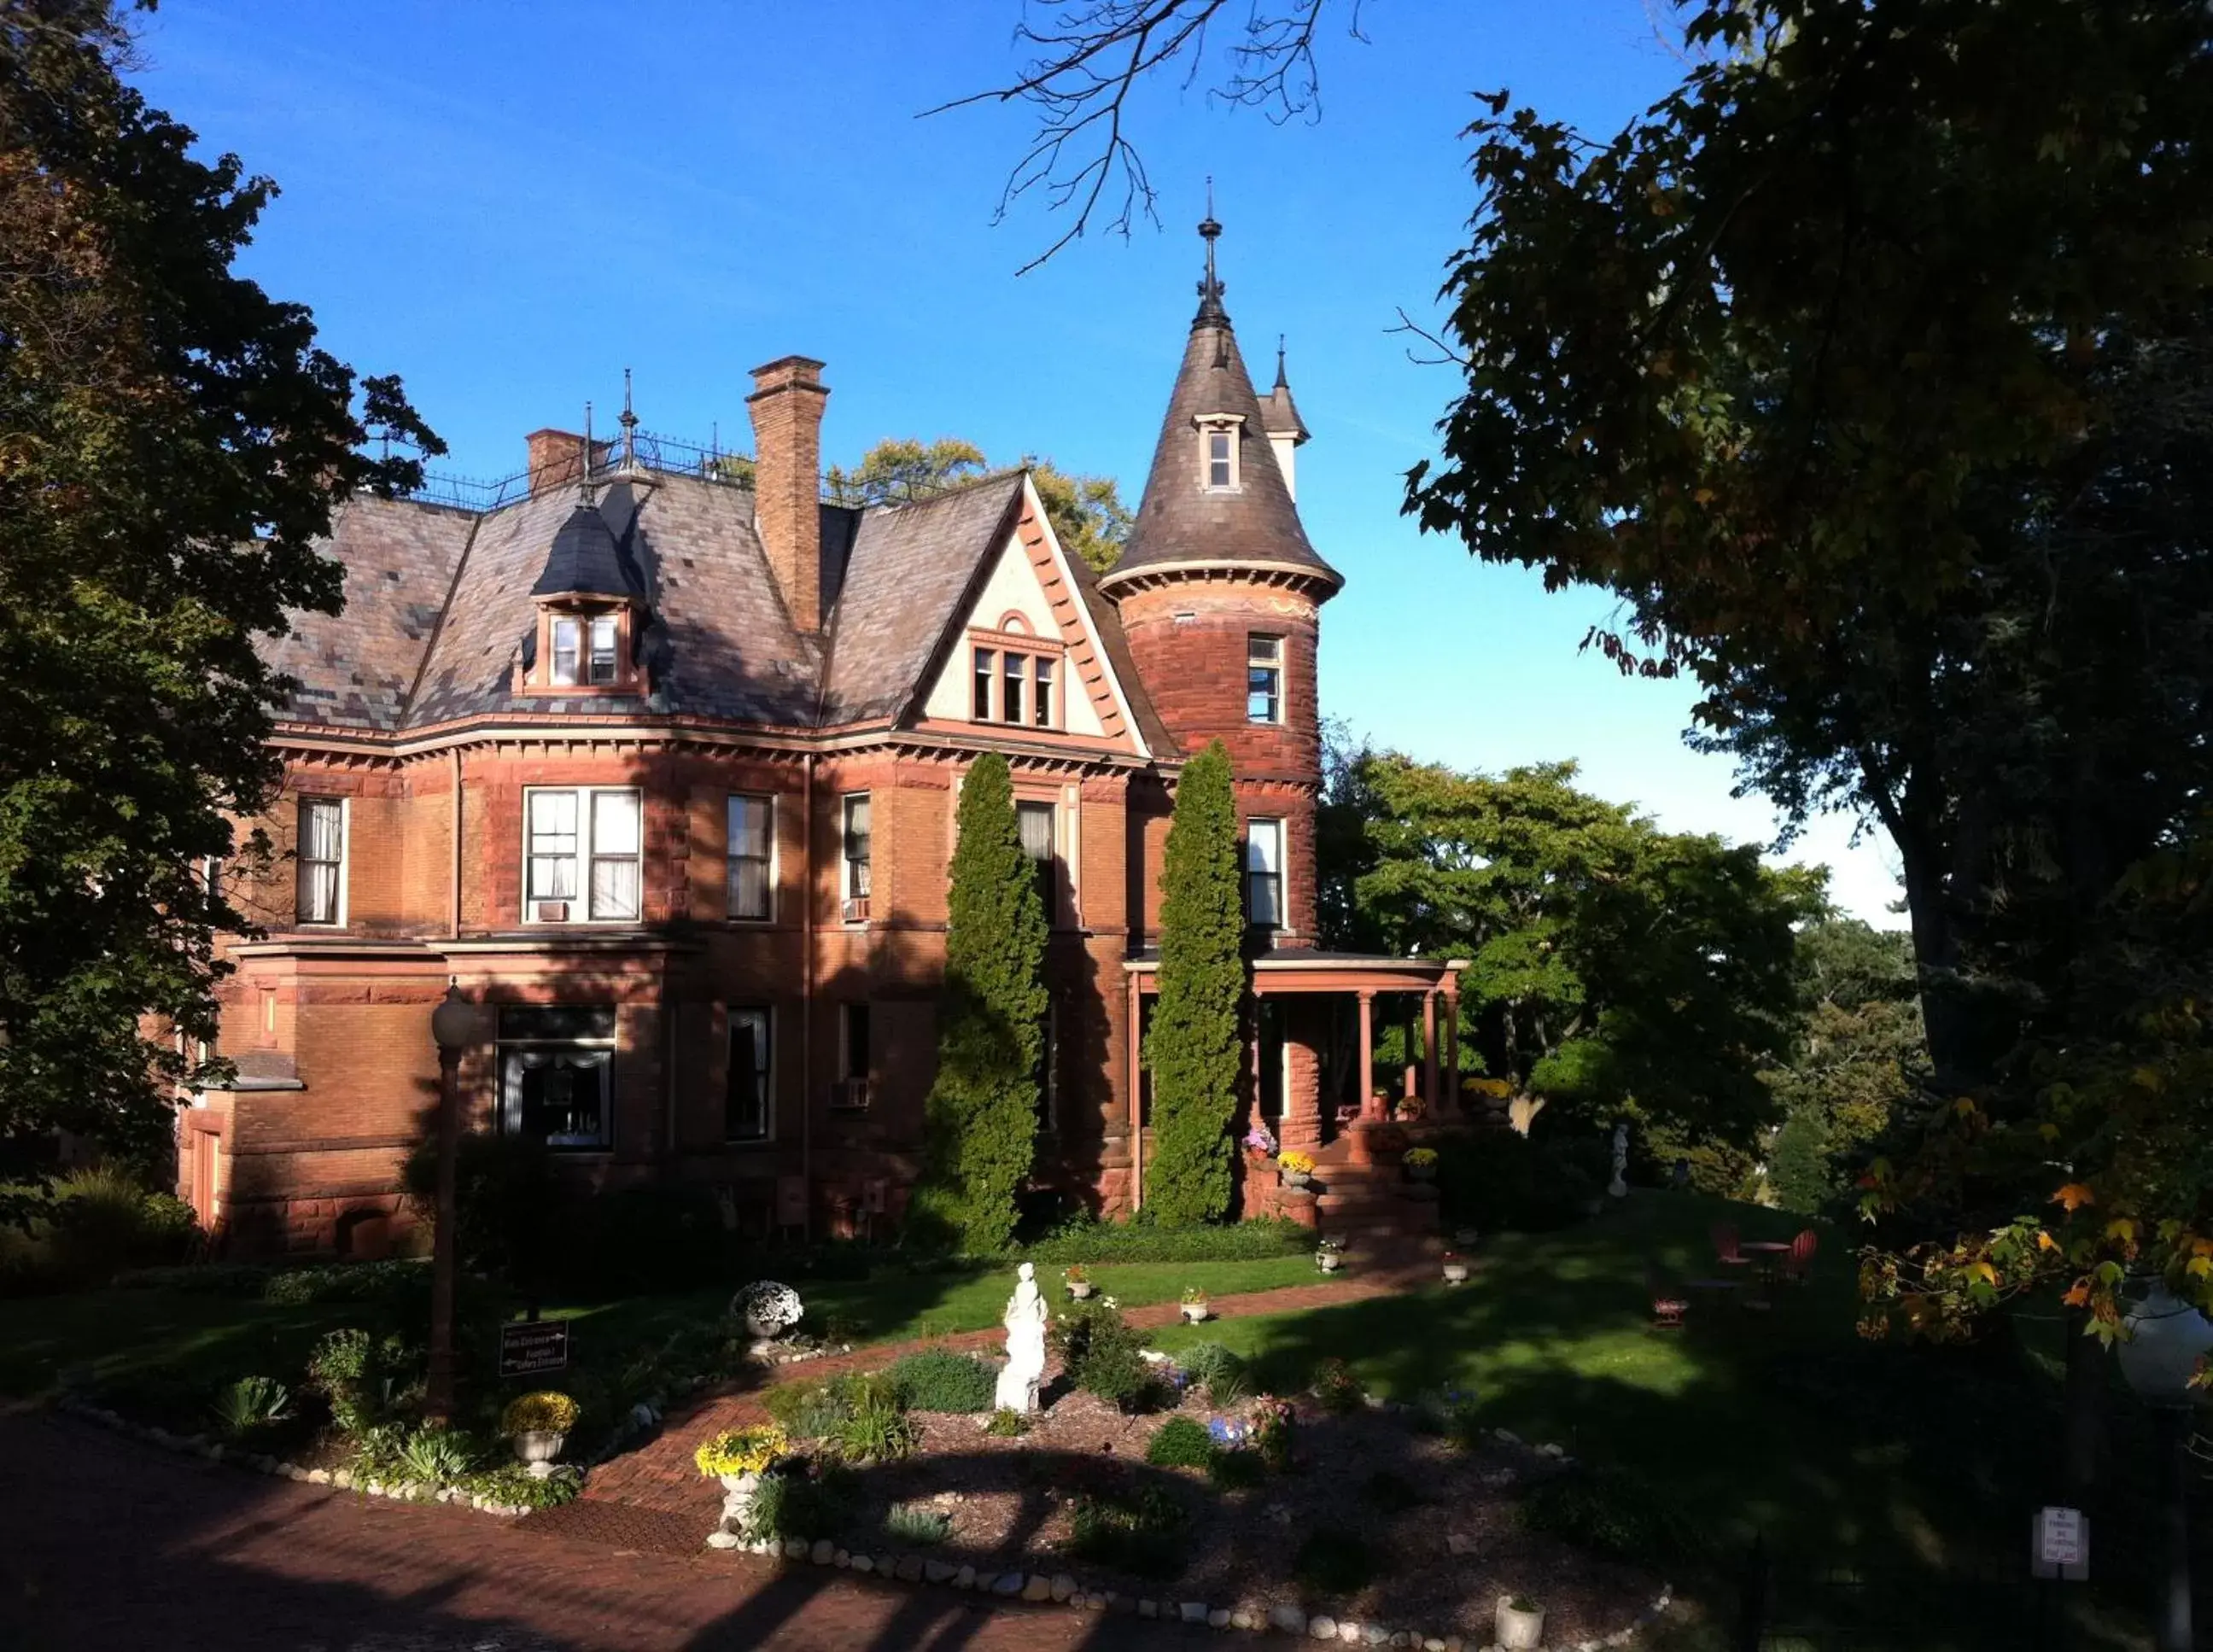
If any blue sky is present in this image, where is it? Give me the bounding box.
[131,0,1901,924]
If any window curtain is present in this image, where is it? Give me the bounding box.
[728,797,771,919]
[300,800,342,922]
[1247,821,1282,927]
[502,1048,610,1148]
[844,797,872,896]
[589,791,641,919]
[528,791,579,900]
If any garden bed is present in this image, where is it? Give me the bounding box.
[731,1347,1657,1645]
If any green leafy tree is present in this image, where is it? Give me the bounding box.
[825,436,1130,573]
[910,752,1048,1252]
[1763,920,1925,1215]
[0,3,439,1176]
[1146,740,1245,1226]
[1319,742,1819,1161]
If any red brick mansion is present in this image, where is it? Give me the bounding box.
[181,224,1464,1257]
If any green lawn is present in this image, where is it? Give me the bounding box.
[0,1288,357,1400]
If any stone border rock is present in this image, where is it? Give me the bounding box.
[53,1394,563,1519]
[704,1523,1675,1651]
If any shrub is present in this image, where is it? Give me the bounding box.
[884,1501,954,1545]
[1146,741,1244,1227]
[1026,1213,1312,1265]
[500,1391,580,1437]
[1293,1526,1379,1596]
[984,1407,1030,1438]
[1311,1358,1365,1416]
[461,1462,582,1511]
[1251,1395,1294,1469]
[829,1375,915,1463]
[1207,1449,1264,1490]
[398,1426,479,1486]
[753,1457,860,1540]
[262,1258,428,1306]
[307,1328,417,1434]
[1081,1342,1160,1413]
[886,1349,996,1415]
[16,1167,201,1289]
[695,1425,788,1480]
[1067,1482,1187,1579]
[1519,1466,1708,1566]
[208,1375,292,1439]
[1414,1385,1484,1450]
[1144,1416,1217,1470]
[1175,1341,1247,1403]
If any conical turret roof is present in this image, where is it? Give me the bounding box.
[1101,225,1339,594]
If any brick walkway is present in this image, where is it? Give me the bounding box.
[0,1407,1222,1652]
[570,1268,1424,1525]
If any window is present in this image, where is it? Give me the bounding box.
[1018,801,1057,920]
[297,797,344,925]
[835,1003,871,1108]
[499,1006,614,1151]
[1207,428,1234,489]
[1247,634,1283,724]
[1033,657,1054,728]
[998,653,1024,724]
[842,795,872,902]
[727,1007,772,1141]
[972,647,995,720]
[588,615,619,685]
[1247,817,1284,931]
[727,794,774,920]
[552,618,581,686]
[525,788,641,920]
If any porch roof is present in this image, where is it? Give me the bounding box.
[1123,948,1464,995]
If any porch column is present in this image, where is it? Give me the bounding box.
[1126,971,1144,1212]
[1357,990,1377,1118]
[1403,998,1419,1100]
[1439,980,1460,1117]
[1422,989,1440,1111]
[1281,1004,1323,1153]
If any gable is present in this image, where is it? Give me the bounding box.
[914,483,1147,751]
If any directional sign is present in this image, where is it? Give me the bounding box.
[2032,1506,2089,1581]
[499,1318,569,1378]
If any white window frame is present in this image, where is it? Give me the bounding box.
[1198,416,1243,493]
[587,614,619,685]
[523,786,643,923]
[1032,655,1054,728]
[1018,799,1058,925]
[1247,633,1284,726]
[841,794,873,903]
[972,646,996,721]
[296,796,347,927]
[727,1006,774,1143]
[726,793,775,922]
[551,617,583,686]
[1247,816,1285,931]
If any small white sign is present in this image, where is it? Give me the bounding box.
[2033,1506,2088,1580]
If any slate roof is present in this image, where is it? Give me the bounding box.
[530,500,638,598]
[1106,299,1339,591]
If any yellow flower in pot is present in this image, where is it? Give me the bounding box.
[695,1423,787,1484]
[501,1390,581,1475]
[1404,1146,1439,1184]
[1277,1149,1316,1190]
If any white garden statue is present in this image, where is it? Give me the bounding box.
[994,1262,1049,1414]
[1609,1120,1630,1200]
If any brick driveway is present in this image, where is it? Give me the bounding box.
[0,1408,1222,1652]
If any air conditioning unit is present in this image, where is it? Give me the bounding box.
[533,901,569,923]
[834,1077,871,1111]
[841,896,870,924]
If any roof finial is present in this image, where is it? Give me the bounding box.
[1194,178,1228,327]
[618,367,639,471]
[580,400,597,504]
[1275,334,1288,389]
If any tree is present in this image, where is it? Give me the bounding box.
[909,751,1049,1252]
[1763,919,1925,1216]
[826,436,1130,573]
[0,3,439,1174]
[1393,0,2213,1334]
[1319,741,1819,1166]
[1145,738,1244,1226]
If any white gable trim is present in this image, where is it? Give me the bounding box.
[1015,475,1152,760]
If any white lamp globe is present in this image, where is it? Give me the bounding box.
[2117,1281,2213,1406]
[429,986,475,1054]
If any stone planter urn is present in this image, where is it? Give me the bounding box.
[1495,1597,1545,1650]
[1181,1302,1211,1324]
[1316,1249,1342,1273]
[512,1429,566,1478]
[719,1469,765,1538]
[1441,1260,1470,1286]
[1405,1163,1436,1184]
[1067,1281,1095,1300]
[1280,1170,1313,1192]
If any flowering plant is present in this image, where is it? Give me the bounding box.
[1278,1150,1315,1176]
[1206,1415,1252,1447]
[1180,1285,1209,1306]
[1314,1234,1343,1252]
[1404,1147,1439,1168]
[695,1424,786,1480]
[730,1281,804,1335]
[1242,1123,1278,1155]
[1398,1096,1428,1121]
[1063,1264,1089,1285]
[1249,1395,1294,1468]
[500,1391,580,1437]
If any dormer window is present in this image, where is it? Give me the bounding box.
[528,604,639,695]
[1195,413,1244,493]
[552,618,582,686]
[588,615,618,684]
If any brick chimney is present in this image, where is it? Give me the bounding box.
[746,356,828,633]
[524,429,609,495]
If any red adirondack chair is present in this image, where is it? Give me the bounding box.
[1781,1228,1819,1284]
[1646,1261,1689,1330]
[1712,1223,1751,1269]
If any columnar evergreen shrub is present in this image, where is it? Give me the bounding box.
[909,752,1048,1253]
[1146,740,1246,1227]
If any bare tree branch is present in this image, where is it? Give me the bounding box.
[925,0,1368,273]
[1387,305,1468,368]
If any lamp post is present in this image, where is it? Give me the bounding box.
[2116,1279,2213,1652]
[425,984,473,1425]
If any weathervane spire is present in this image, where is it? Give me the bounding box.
[1194,178,1228,328]
[618,367,639,470]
